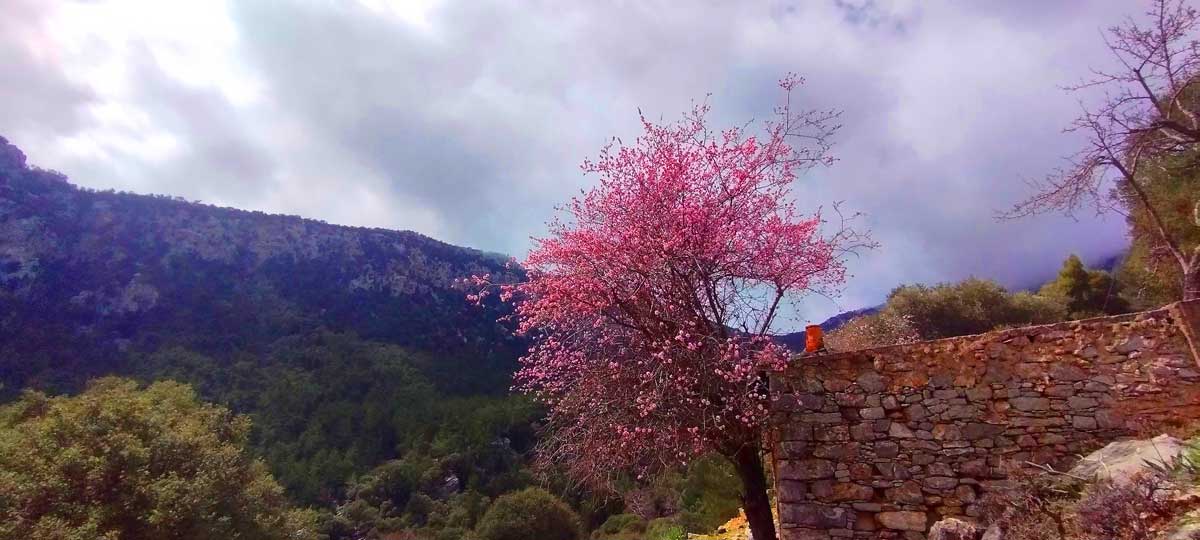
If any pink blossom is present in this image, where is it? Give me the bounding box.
[468,76,867,491]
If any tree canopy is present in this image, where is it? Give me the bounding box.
[0,377,317,540]
[472,75,869,540]
[882,278,1066,339]
[1006,0,1200,300]
[1040,254,1129,317]
[1116,148,1200,307]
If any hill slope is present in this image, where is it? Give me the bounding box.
[0,136,522,396]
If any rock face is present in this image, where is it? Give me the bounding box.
[1067,434,1187,486]
[927,518,981,540]
[771,304,1200,540]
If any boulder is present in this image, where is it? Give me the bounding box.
[980,524,1003,540]
[1067,434,1186,486]
[928,517,982,540]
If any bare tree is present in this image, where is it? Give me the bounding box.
[1006,0,1200,300]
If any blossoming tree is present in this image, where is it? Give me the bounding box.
[471,76,869,540]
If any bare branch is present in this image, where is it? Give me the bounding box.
[1005,0,1200,300]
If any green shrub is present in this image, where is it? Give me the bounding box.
[592,512,646,539]
[1187,437,1200,489]
[0,378,317,540]
[678,455,741,533]
[598,513,645,535]
[645,518,686,540]
[886,278,1067,339]
[475,487,581,540]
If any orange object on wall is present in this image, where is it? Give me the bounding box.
[805,325,824,352]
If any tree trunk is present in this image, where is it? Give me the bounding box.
[1185,264,1200,301]
[732,443,777,540]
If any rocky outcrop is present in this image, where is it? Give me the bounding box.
[927,518,980,540]
[770,303,1200,540]
[1067,434,1187,486]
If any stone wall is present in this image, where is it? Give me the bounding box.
[768,301,1200,540]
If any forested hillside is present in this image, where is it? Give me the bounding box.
[0,135,522,397]
[0,135,750,540]
[0,135,553,529]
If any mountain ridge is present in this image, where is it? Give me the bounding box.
[0,135,522,396]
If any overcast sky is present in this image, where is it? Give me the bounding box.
[2,0,1140,327]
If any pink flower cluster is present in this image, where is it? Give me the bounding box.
[471,75,854,488]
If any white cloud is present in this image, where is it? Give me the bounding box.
[0,0,1142,327]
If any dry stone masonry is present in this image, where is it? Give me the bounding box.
[769,300,1200,540]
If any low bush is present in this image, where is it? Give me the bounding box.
[475,487,581,540]
[644,518,686,540]
[594,513,645,537]
[1075,473,1176,540]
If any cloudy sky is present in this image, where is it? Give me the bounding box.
[2,0,1140,327]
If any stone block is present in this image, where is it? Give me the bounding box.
[957,459,987,477]
[877,511,929,531]
[778,479,808,502]
[1096,409,1127,429]
[781,503,851,529]
[857,372,887,392]
[803,412,845,424]
[885,480,924,505]
[849,463,873,481]
[780,528,832,540]
[1009,397,1050,411]
[1050,364,1087,381]
[962,422,1004,440]
[1115,335,1144,354]
[779,441,811,458]
[932,424,962,441]
[816,425,851,442]
[793,393,826,410]
[837,393,867,407]
[824,378,853,392]
[861,407,887,420]
[1072,415,1097,429]
[822,482,874,502]
[927,462,954,476]
[924,476,958,490]
[1067,396,1099,409]
[1046,385,1076,398]
[850,423,877,441]
[875,441,900,458]
[889,423,915,438]
[780,459,835,480]
[814,442,860,461]
[965,387,993,402]
[905,403,930,421]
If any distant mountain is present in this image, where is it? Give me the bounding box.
[0,136,523,397]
